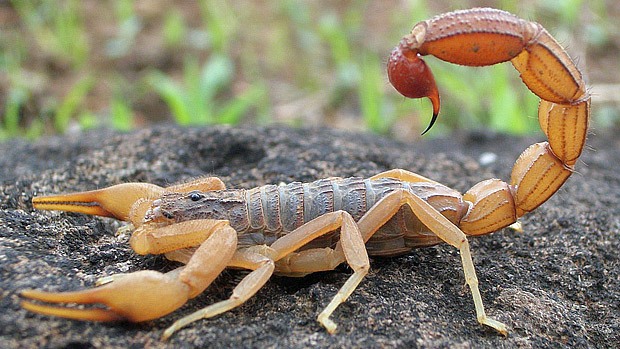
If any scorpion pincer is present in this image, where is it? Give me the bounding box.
[21,8,589,340]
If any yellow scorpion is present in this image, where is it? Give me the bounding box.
[21,8,589,340]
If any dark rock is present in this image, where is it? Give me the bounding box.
[1,125,618,348]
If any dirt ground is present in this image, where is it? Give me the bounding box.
[0,126,618,348]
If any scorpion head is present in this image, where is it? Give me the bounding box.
[143,192,190,224]
[143,190,237,224]
[143,198,177,223]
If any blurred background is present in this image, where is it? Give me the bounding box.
[0,0,618,141]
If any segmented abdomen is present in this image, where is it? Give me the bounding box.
[238,177,465,256]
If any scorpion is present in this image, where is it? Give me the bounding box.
[21,8,589,340]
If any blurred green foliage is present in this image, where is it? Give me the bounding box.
[147,55,266,125]
[0,0,617,140]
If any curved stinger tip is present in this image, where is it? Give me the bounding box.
[421,111,439,135]
[422,85,441,135]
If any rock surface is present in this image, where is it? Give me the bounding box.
[0,126,618,348]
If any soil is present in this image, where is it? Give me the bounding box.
[0,126,618,348]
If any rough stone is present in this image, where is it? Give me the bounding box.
[0,126,618,348]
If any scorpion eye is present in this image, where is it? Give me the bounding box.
[188,191,204,202]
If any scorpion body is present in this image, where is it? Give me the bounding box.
[150,177,465,258]
[21,8,590,341]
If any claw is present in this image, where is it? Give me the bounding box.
[20,270,191,323]
[32,183,165,222]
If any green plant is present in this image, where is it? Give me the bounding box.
[359,54,394,134]
[54,77,94,133]
[148,55,265,126]
[1,87,27,139]
[71,80,136,132]
[163,10,187,48]
[198,0,238,54]
[110,97,135,132]
[427,60,539,134]
[106,0,141,58]
[12,0,89,68]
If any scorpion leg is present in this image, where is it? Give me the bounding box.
[161,210,367,338]
[355,189,507,335]
[163,176,226,193]
[270,211,369,333]
[21,219,238,325]
[161,247,276,340]
[371,168,437,184]
[271,188,507,334]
